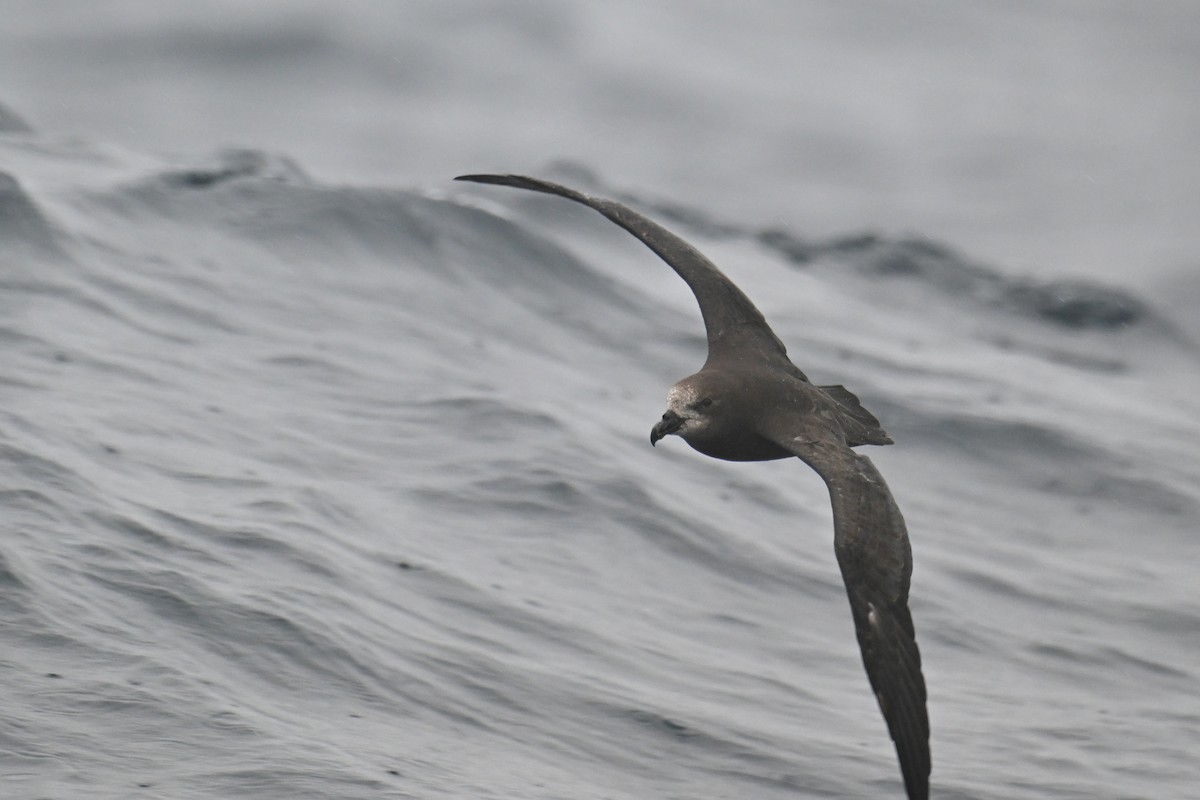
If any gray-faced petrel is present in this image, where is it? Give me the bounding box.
[455,174,930,800]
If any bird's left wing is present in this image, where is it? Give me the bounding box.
[454,174,791,366]
[762,416,930,800]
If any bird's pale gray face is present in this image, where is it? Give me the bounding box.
[650,379,719,446]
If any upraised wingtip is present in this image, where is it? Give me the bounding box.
[454,173,547,190]
[454,173,510,184]
[453,174,593,205]
[456,172,789,361]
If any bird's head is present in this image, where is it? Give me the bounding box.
[650,373,726,447]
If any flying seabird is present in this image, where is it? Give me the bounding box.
[455,174,930,800]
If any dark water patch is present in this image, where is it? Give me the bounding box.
[0,441,95,498]
[0,324,47,348]
[161,149,310,190]
[410,649,541,725]
[78,19,337,68]
[295,486,365,532]
[210,527,340,582]
[626,707,703,741]
[0,548,28,595]
[85,510,229,570]
[1004,281,1144,329]
[1098,644,1193,681]
[88,150,311,228]
[779,231,1151,332]
[89,510,184,552]
[83,568,210,630]
[0,172,70,257]
[0,373,46,391]
[0,101,34,133]
[191,765,393,800]
[1123,603,1200,637]
[152,469,270,491]
[0,487,69,526]
[259,353,365,383]
[1026,641,1092,667]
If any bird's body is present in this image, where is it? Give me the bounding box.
[654,362,894,461]
[456,173,930,800]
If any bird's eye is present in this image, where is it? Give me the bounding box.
[698,397,713,409]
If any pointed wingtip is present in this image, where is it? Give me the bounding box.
[454,173,546,191]
[453,174,592,204]
[454,173,510,185]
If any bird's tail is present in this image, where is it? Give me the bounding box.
[820,384,894,447]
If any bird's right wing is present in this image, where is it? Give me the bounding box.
[455,174,791,365]
[763,416,930,800]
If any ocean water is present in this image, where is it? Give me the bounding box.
[3,5,1200,800]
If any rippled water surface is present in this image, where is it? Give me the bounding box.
[2,4,1200,799]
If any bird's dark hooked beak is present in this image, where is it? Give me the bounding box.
[650,410,684,446]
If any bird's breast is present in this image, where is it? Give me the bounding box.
[684,430,793,462]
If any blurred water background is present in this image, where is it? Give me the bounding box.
[2,3,1198,798]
